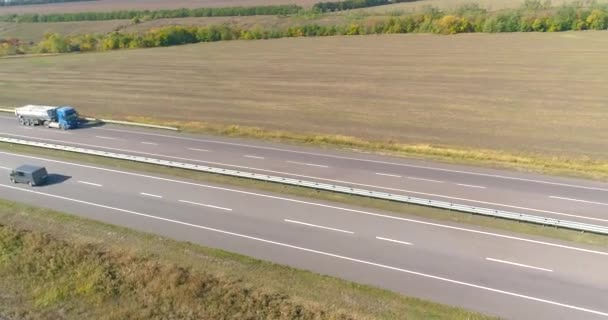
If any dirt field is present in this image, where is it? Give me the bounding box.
[0,0,318,14]
[0,20,126,41]
[0,14,348,42]
[0,32,607,159]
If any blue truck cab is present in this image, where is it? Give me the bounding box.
[55,107,80,129]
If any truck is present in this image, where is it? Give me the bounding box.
[15,105,80,130]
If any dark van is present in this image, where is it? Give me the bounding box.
[9,165,48,186]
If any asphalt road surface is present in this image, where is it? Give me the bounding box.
[0,150,607,319]
[1,116,608,227]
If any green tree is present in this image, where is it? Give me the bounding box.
[37,32,68,53]
[586,9,608,29]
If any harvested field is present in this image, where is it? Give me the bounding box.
[0,32,607,161]
[0,20,126,41]
[0,0,319,15]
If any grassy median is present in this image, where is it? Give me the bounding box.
[0,199,497,320]
[1,141,607,250]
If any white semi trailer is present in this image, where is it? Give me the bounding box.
[15,105,80,130]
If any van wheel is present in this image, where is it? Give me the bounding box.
[10,178,16,184]
[28,181,34,187]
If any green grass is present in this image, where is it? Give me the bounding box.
[1,32,607,180]
[0,199,497,320]
[2,141,608,250]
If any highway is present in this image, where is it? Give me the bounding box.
[1,149,608,319]
[1,116,608,227]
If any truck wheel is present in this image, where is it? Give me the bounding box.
[19,118,25,126]
[59,123,66,130]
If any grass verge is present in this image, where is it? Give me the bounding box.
[0,199,497,320]
[1,141,607,249]
[121,116,608,182]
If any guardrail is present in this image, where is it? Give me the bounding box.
[2,136,608,235]
[0,107,178,131]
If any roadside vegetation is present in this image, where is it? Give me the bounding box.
[0,198,497,320]
[2,141,608,249]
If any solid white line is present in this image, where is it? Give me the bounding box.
[77,181,102,187]
[407,177,444,183]
[376,236,412,246]
[141,142,158,145]
[486,258,553,273]
[140,192,162,198]
[179,199,232,211]
[287,161,329,168]
[4,132,605,223]
[95,136,119,140]
[244,155,265,159]
[375,173,402,178]
[188,148,210,152]
[284,219,354,234]
[0,165,11,170]
[550,196,608,207]
[86,127,608,192]
[457,183,486,189]
[2,151,608,257]
[1,184,606,318]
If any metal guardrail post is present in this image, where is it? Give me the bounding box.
[1,136,608,235]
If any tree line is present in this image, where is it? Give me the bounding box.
[1,1,607,57]
[0,0,95,6]
[0,4,303,23]
[312,0,415,12]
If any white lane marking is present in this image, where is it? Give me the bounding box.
[77,181,102,187]
[457,183,486,189]
[244,155,265,160]
[375,173,402,178]
[286,161,329,168]
[87,127,608,192]
[376,236,413,246]
[284,219,354,234]
[550,196,608,207]
[188,148,210,152]
[7,131,597,223]
[6,132,605,223]
[486,258,553,273]
[140,192,162,198]
[47,130,73,135]
[2,151,608,257]
[95,136,120,140]
[0,165,11,170]
[179,199,232,211]
[141,142,158,145]
[407,177,444,183]
[1,184,606,318]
